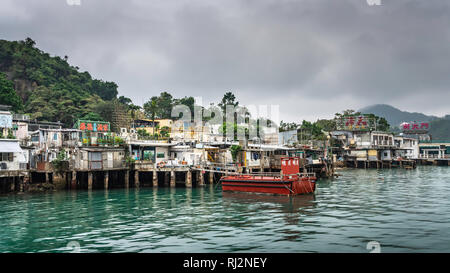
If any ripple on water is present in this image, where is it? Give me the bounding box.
[1,166,450,252]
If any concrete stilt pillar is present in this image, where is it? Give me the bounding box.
[164,172,170,185]
[209,171,214,184]
[45,172,50,183]
[125,171,129,188]
[10,176,15,192]
[198,171,205,186]
[135,171,140,187]
[170,171,176,188]
[185,170,192,188]
[104,171,109,189]
[21,175,28,192]
[71,171,77,190]
[153,170,158,187]
[88,172,93,190]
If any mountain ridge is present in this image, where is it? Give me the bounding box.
[359,104,441,126]
[359,104,450,140]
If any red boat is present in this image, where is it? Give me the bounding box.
[220,157,317,196]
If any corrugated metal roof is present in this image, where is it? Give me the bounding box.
[0,140,23,153]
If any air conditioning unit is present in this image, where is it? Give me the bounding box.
[130,129,136,134]
[120,128,127,134]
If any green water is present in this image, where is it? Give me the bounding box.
[1,166,450,253]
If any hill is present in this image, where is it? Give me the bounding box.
[0,38,119,126]
[359,104,439,127]
[359,104,450,141]
[428,119,450,141]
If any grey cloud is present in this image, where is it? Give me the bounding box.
[1,0,449,121]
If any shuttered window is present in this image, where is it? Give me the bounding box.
[0,153,13,162]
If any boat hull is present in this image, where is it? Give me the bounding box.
[221,176,316,196]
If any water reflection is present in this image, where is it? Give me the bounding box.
[222,192,316,227]
[1,166,450,252]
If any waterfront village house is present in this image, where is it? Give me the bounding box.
[394,136,419,159]
[11,114,29,141]
[128,140,175,165]
[11,113,63,143]
[132,118,173,137]
[169,143,230,166]
[278,130,298,146]
[0,104,13,137]
[332,130,398,162]
[171,120,214,142]
[261,127,279,145]
[418,141,450,159]
[245,144,282,171]
[72,120,127,171]
[30,128,80,170]
[0,139,27,171]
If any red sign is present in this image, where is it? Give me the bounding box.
[77,120,110,132]
[401,122,429,134]
[338,116,375,131]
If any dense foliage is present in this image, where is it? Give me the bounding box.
[428,119,450,141]
[0,38,120,125]
[0,72,23,112]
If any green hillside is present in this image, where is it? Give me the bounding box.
[360,104,450,140]
[429,119,450,141]
[359,104,439,127]
[0,38,119,125]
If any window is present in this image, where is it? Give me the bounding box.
[0,153,13,162]
[157,152,165,158]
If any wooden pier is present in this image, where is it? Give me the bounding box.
[343,159,417,169]
[0,165,225,194]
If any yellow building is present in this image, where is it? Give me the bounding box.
[132,119,173,137]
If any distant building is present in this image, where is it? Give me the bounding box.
[418,141,450,159]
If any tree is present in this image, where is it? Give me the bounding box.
[315,119,336,132]
[230,145,242,163]
[0,38,121,126]
[160,126,170,138]
[143,97,158,138]
[24,37,36,48]
[300,120,326,140]
[334,109,391,132]
[94,100,117,124]
[174,96,195,119]
[0,72,23,112]
[118,95,132,105]
[118,95,141,120]
[157,92,174,119]
[218,92,239,114]
[51,149,68,176]
[137,129,150,138]
[81,112,104,121]
[279,121,300,132]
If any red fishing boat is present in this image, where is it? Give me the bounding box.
[220,157,317,196]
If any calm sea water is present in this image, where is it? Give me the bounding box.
[1,166,450,253]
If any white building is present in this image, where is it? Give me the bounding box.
[0,139,27,171]
[394,136,419,159]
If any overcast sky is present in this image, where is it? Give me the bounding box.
[1,0,449,122]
